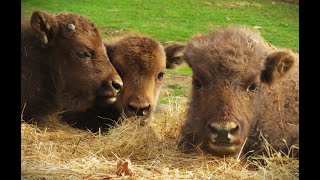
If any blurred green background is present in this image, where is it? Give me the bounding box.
[22,0,298,51]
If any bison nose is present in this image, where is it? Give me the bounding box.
[208,121,239,143]
[100,78,123,96]
[127,101,151,116]
[98,77,123,104]
[111,80,123,94]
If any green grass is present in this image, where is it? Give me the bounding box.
[165,65,192,75]
[159,83,189,105]
[168,84,188,97]
[21,0,299,51]
[159,98,169,105]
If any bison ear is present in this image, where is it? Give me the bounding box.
[261,50,296,85]
[164,44,185,69]
[30,11,57,46]
[104,43,116,63]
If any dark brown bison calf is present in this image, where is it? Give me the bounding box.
[62,35,182,131]
[171,26,299,157]
[21,11,123,121]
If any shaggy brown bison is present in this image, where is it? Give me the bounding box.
[21,11,123,121]
[172,26,299,157]
[103,35,167,119]
[62,35,182,131]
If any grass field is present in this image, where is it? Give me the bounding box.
[21,0,299,51]
[21,0,299,179]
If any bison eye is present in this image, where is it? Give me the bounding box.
[193,79,203,89]
[75,50,92,59]
[157,72,165,81]
[247,83,260,92]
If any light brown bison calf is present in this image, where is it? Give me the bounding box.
[21,11,123,121]
[172,26,299,157]
[62,35,181,131]
[103,35,167,119]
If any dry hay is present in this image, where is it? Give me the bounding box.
[21,98,298,179]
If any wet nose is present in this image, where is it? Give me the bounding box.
[100,77,123,97]
[127,97,151,116]
[111,80,123,94]
[208,121,239,143]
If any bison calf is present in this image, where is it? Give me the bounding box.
[103,35,167,121]
[173,26,299,157]
[62,35,183,131]
[21,11,123,122]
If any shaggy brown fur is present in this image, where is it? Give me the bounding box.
[173,26,299,157]
[62,35,180,131]
[21,11,123,122]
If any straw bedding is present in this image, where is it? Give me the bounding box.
[21,99,298,179]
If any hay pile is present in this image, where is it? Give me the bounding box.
[21,98,298,179]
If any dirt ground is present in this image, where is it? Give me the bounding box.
[155,72,192,114]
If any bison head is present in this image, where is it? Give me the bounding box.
[29,11,123,111]
[175,26,297,157]
[102,35,166,121]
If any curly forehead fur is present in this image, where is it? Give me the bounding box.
[184,26,272,80]
[110,35,166,71]
[54,12,101,39]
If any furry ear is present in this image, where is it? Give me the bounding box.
[30,11,57,46]
[104,43,116,63]
[164,44,185,69]
[261,50,296,85]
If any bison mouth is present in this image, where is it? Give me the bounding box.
[104,96,117,104]
[206,141,240,156]
[96,87,120,105]
[124,108,152,119]
[95,95,117,106]
[211,142,234,147]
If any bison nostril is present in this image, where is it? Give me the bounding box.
[208,125,219,134]
[229,126,239,135]
[141,105,151,116]
[100,79,122,97]
[137,109,144,116]
[145,105,151,111]
[112,81,122,93]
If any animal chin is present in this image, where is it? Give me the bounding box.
[70,94,93,108]
[94,95,118,107]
